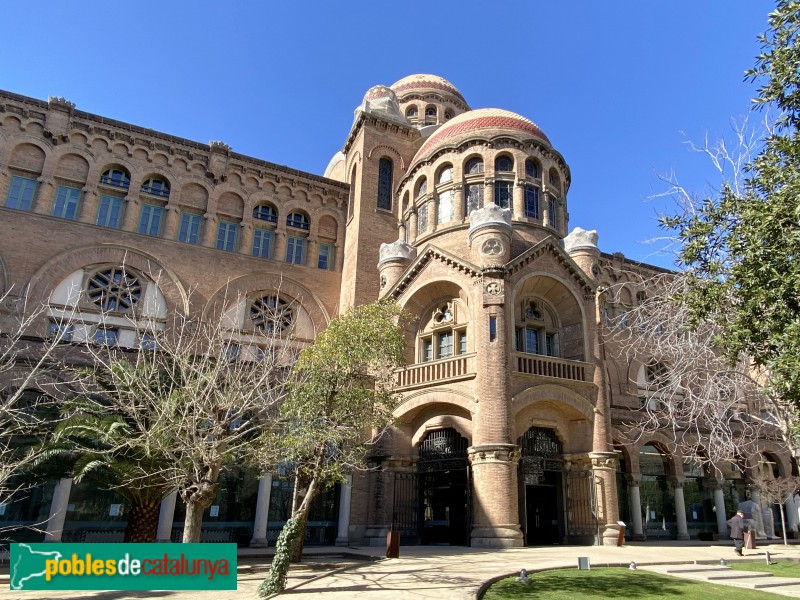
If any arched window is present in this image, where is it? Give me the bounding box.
[465,157,484,175]
[377,157,393,211]
[415,177,427,198]
[495,156,514,173]
[286,211,309,230]
[424,106,437,124]
[141,177,170,198]
[444,110,453,120]
[419,301,467,362]
[406,106,418,118]
[253,204,278,223]
[515,298,559,356]
[525,159,540,179]
[548,168,561,192]
[100,168,131,189]
[437,165,453,184]
[86,267,142,313]
[250,295,294,333]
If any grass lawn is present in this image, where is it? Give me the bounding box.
[481,567,784,599]
[729,560,800,577]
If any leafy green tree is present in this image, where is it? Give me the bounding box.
[258,300,406,597]
[662,1,800,409]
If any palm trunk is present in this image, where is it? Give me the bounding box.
[124,499,161,543]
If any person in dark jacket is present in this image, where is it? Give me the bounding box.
[727,510,746,556]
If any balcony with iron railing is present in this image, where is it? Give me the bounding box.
[513,352,594,383]
[395,352,476,390]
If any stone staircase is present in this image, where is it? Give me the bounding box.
[640,563,800,597]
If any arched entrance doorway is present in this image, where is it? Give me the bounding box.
[418,428,470,545]
[518,427,565,545]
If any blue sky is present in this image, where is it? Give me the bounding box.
[2,1,774,269]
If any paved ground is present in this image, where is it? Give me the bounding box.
[2,540,799,599]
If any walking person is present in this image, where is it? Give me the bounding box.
[727,510,746,556]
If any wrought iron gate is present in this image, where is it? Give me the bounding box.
[392,471,419,544]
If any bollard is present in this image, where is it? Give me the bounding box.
[386,529,400,559]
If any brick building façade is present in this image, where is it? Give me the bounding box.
[0,74,797,547]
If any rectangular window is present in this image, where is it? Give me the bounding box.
[178,212,202,244]
[138,204,164,236]
[525,327,539,354]
[5,176,37,211]
[252,228,272,259]
[97,195,124,228]
[216,220,238,251]
[417,204,428,233]
[437,189,454,224]
[317,242,332,270]
[494,180,513,209]
[422,338,433,362]
[52,185,81,220]
[47,321,74,342]
[286,235,305,264]
[465,184,483,215]
[94,328,119,346]
[548,196,557,228]
[438,332,454,358]
[489,315,497,342]
[546,333,558,357]
[458,330,467,354]
[524,185,540,219]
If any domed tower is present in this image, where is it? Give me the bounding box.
[396,107,571,262]
[334,75,478,310]
[390,74,470,129]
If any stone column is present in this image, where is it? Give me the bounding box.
[428,196,438,233]
[250,474,273,548]
[79,188,99,224]
[786,493,799,533]
[469,446,523,547]
[714,482,728,536]
[627,474,645,540]
[239,223,253,255]
[32,176,55,215]
[672,478,690,540]
[591,287,620,545]
[44,478,73,542]
[453,184,464,222]
[409,210,418,243]
[156,491,177,543]
[336,474,353,546]
[512,180,525,220]
[484,179,494,205]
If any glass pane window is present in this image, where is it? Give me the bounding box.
[6,176,37,211]
[139,333,158,351]
[141,177,170,198]
[548,196,557,228]
[47,321,74,342]
[465,158,484,175]
[494,180,513,209]
[252,228,272,258]
[495,156,514,173]
[52,185,81,220]
[317,242,332,270]
[546,333,558,357]
[286,212,309,230]
[422,338,433,362]
[286,236,305,264]
[138,204,164,236]
[178,212,202,244]
[216,220,238,251]
[417,204,428,233]
[524,185,540,219]
[94,328,119,346]
[100,169,130,189]
[524,328,539,354]
[465,184,483,215]
[253,204,277,223]
[437,189,454,224]
[525,159,540,179]
[437,166,453,184]
[377,158,393,211]
[438,332,454,358]
[97,195,124,228]
[416,179,427,198]
[458,331,467,354]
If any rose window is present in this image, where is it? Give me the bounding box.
[250,295,294,332]
[86,267,142,312]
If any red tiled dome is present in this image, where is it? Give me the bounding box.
[390,74,466,104]
[412,108,550,163]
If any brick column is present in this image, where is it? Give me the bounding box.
[239,223,253,255]
[79,188,98,224]
[202,213,218,248]
[163,205,180,240]
[33,176,55,215]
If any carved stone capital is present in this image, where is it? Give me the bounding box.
[468,444,521,465]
